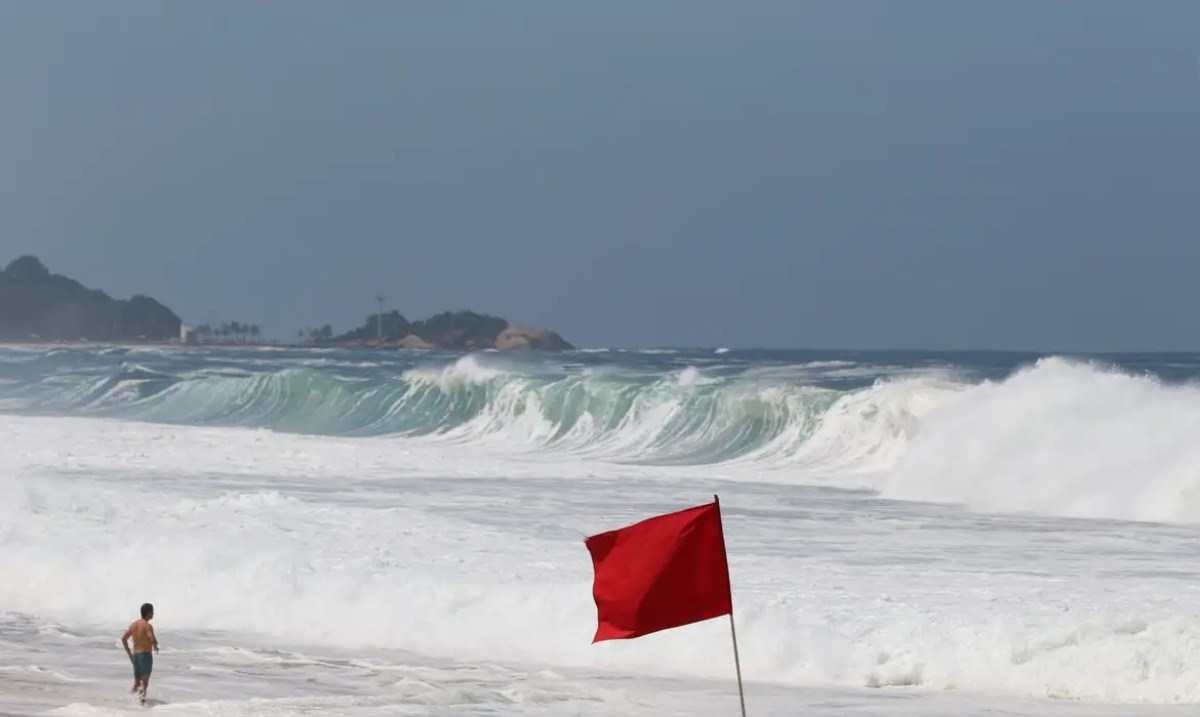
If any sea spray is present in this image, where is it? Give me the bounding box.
[882,357,1200,522]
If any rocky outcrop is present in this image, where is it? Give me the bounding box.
[0,256,181,342]
[494,325,573,351]
[334,309,573,351]
[396,334,435,349]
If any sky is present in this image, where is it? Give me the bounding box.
[2,1,1199,350]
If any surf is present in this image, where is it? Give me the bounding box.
[6,347,1200,524]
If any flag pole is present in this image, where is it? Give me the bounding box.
[714,494,747,717]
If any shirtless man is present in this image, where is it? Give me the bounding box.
[121,603,159,703]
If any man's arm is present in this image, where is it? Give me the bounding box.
[121,626,133,660]
[149,624,159,652]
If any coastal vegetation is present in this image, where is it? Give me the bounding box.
[332,310,573,351]
[188,322,263,344]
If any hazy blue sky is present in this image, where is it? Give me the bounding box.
[2,2,1199,349]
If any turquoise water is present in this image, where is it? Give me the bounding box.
[3,345,1195,462]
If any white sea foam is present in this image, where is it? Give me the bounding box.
[881,358,1200,522]
[8,350,1200,713]
[401,354,511,390]
[6,403,1200,709]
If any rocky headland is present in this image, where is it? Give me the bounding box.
[0,256,181,342]
[0,255,574,351]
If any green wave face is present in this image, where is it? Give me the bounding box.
[0,347,939,466]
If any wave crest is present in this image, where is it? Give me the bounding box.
[10,350,1200,523]
[882,357,1200,522]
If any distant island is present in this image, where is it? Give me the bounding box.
[329,310,574,351]
[0,255,573,351]
[0,256,180,342]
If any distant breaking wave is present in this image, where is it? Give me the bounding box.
[0,353,946,467]
[6,348,1200,522]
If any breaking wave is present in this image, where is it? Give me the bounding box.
[10,347,1200,706]
[882,356,1200,522]
[6,348,1200,522]
[0,352,959,469]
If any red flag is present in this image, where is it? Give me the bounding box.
[585,500,732,642]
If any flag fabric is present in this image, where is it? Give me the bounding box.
[585,500,732,642]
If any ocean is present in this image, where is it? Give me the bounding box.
[3,345,1200,715]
